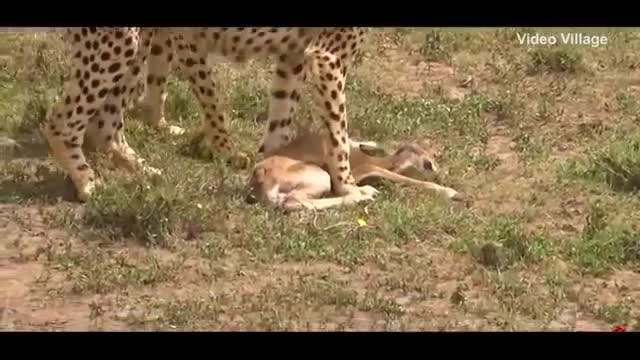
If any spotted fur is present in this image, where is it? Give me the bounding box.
[41,27,370,201]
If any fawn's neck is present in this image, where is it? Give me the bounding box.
[351,152,394,170]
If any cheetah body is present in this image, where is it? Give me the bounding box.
[41,27,372,203]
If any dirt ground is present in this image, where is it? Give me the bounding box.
[1,28,639,331]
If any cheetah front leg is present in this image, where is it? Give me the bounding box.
[41,85,98,202]
[258,54,307,154]
[41,27,148,202]
[310,52,377,201]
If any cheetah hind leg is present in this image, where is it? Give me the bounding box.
[176,37,250,169]
[179,130,249,170]
[257,53,307,155]
[81,34,163,180]
[126,64,147,111]
[136,29,187,137]
[131,70,185,137]
[84,93,163,181]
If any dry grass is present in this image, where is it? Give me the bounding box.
[1,27,640,331]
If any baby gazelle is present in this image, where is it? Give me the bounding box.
[246,130,464,211]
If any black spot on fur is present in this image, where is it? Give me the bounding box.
[272,90,287,99]
[107,63,121,73]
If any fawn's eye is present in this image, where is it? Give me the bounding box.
[423,159,433,171]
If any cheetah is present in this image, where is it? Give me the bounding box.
[137,28,374,196]
[41,27,375,204]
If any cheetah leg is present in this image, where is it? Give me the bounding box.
[139,28,175,131]
[310,51,377,201]
[258,54,306,154]
[177,32,248,168]
[126,28,153,111]
[92,29,160,176]
[85,96,160,178]
[41,87,97,202]
[41,28,148,202]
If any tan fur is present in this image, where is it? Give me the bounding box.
[246,131,464,211]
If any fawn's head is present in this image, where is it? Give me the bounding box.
[245,165,275,205]
[359,142,439,178]
[391,144,439,175]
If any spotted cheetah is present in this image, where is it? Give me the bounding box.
[40,27,375,204]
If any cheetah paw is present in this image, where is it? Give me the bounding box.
[74,178,101,203]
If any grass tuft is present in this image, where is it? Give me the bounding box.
[563,131,640,193]
[526,47,584,75]
[568,202,640,275]
[469,215,549,270]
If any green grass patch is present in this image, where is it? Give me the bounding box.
[567,201,640,275]
[526,47,584,75]
[561,131,640,193]
[463,214,551,270]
